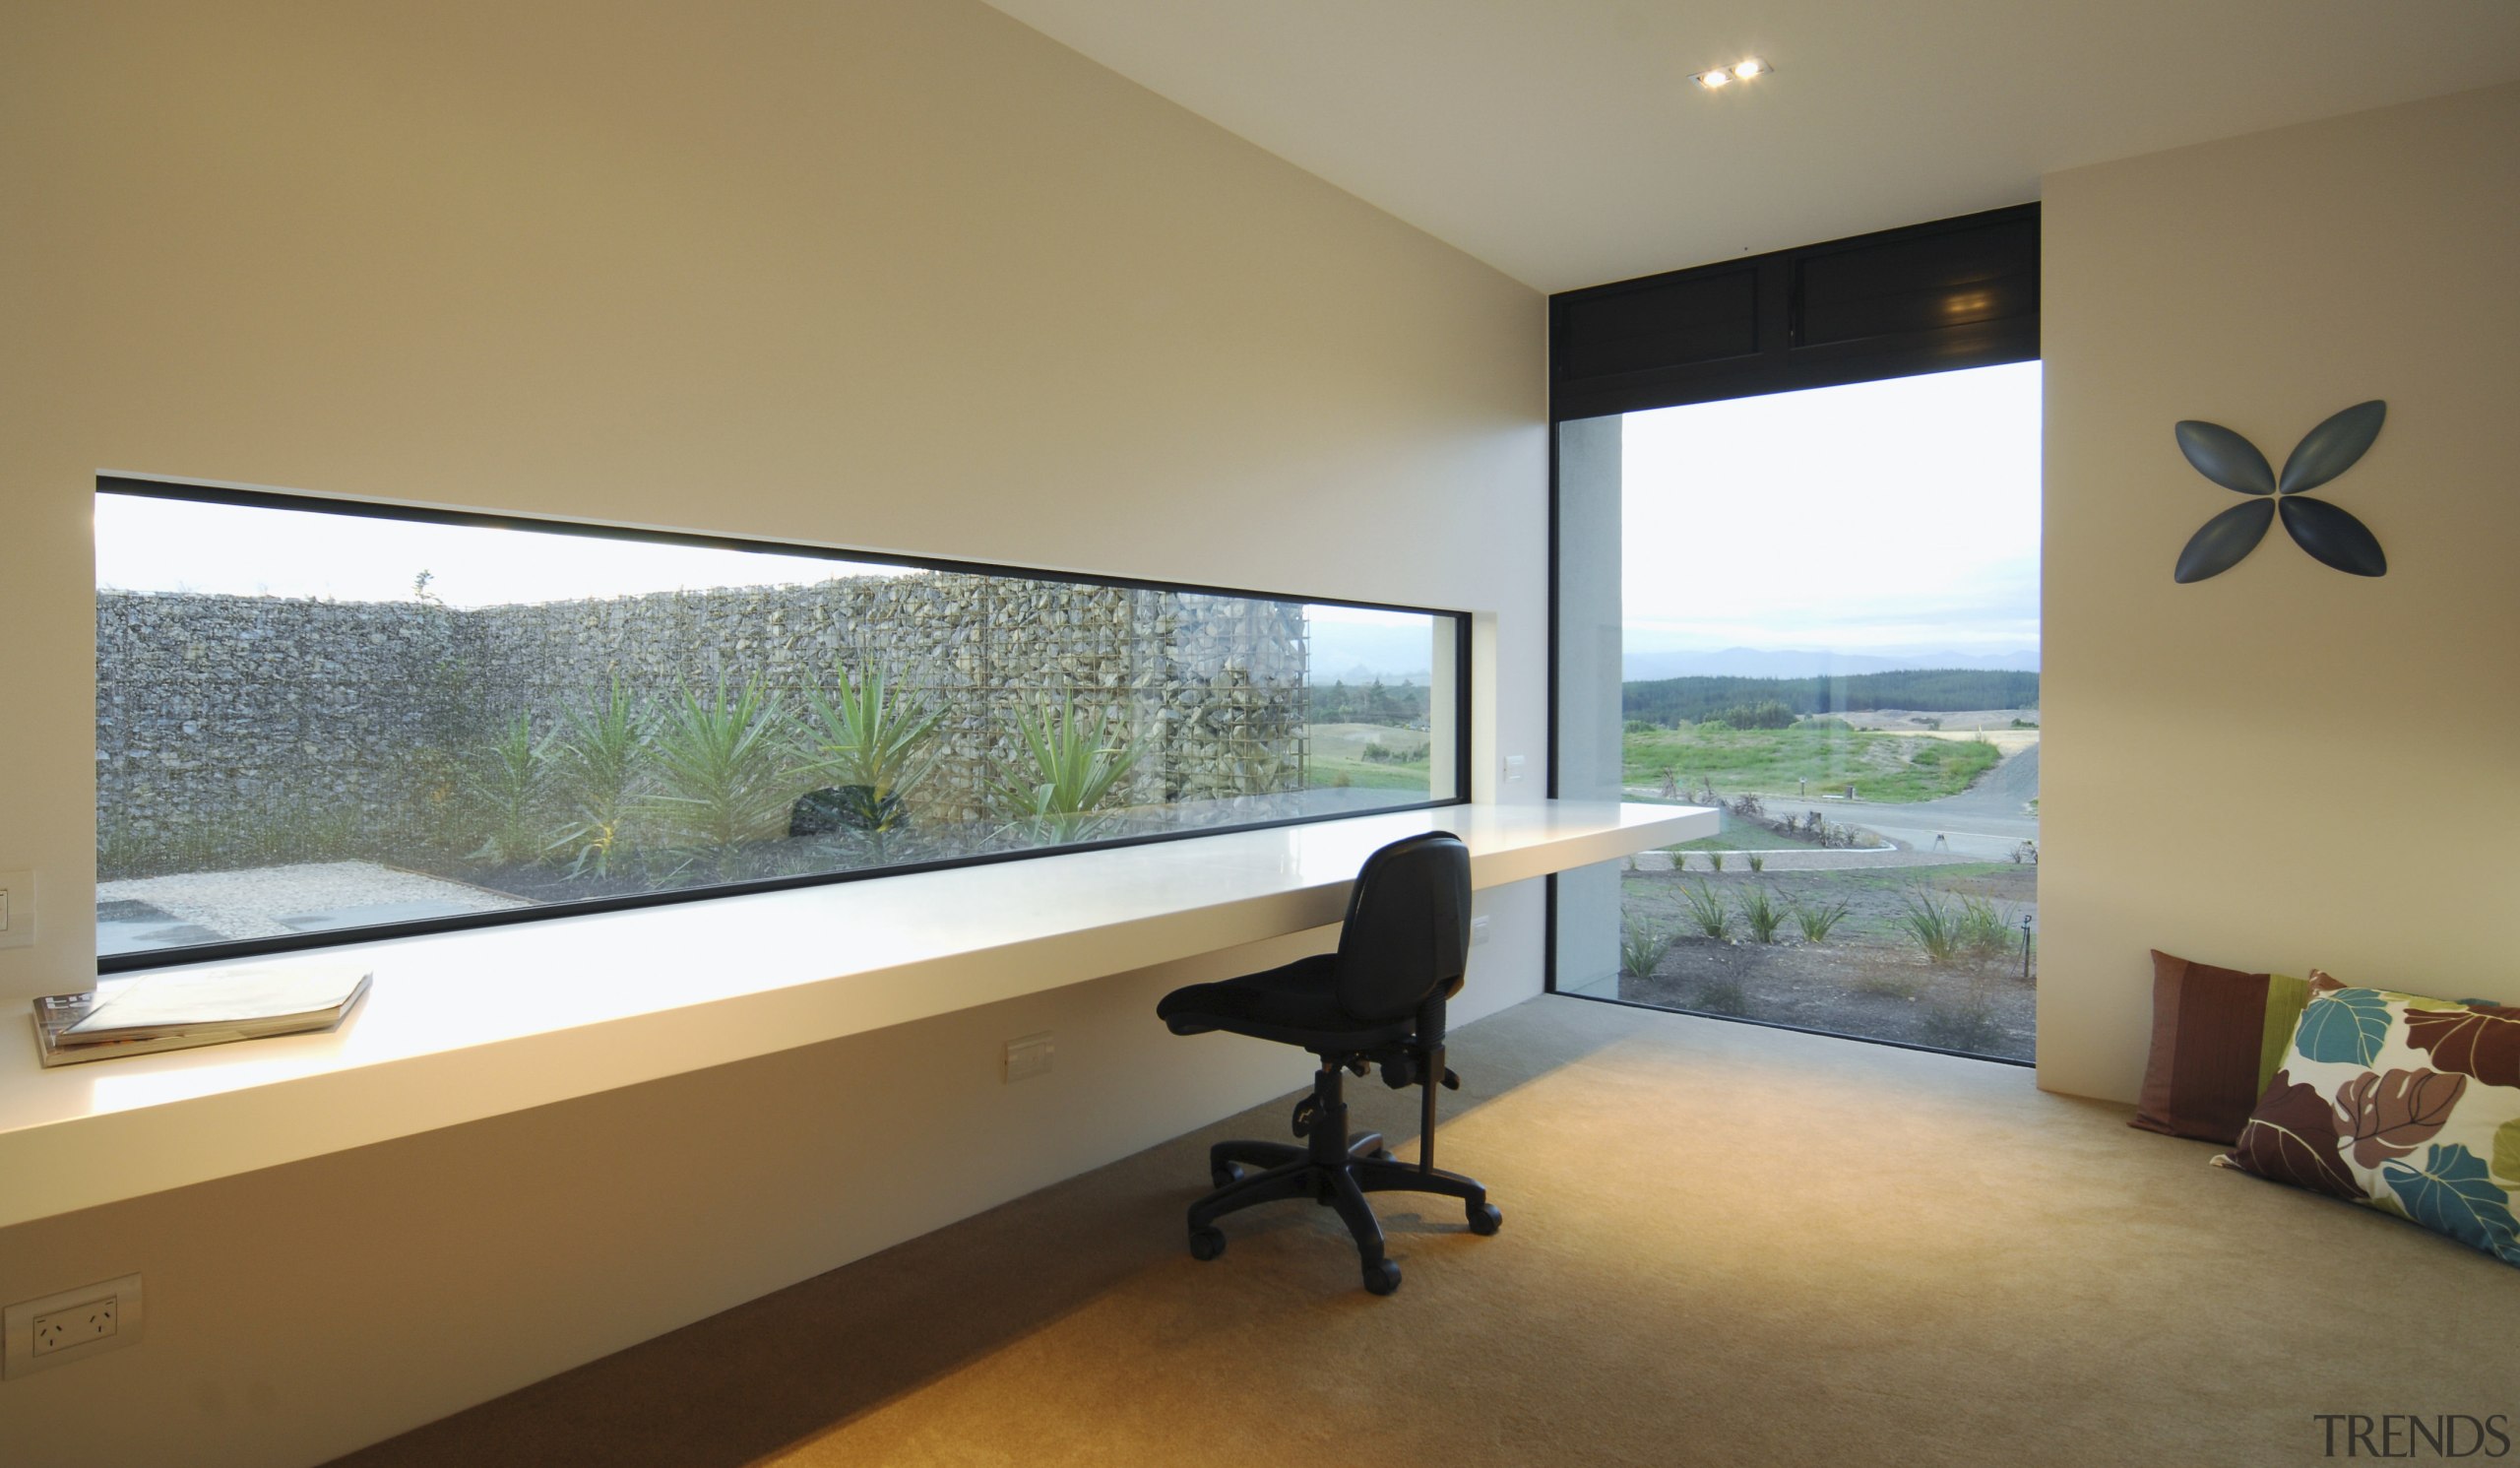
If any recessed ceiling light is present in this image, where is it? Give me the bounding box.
[1695,58,1771,90]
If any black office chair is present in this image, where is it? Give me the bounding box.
[1156,831,1500,1296]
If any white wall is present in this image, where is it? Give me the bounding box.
[0,3,1546,1462]
[2038,83,2520,1100]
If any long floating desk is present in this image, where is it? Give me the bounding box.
[0,800,1712,1229]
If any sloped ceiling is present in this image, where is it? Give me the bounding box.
[984,0,2520,291]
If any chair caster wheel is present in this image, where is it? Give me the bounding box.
[1362,1259,1402,1296]
[1210,1165,1239,1190]
[1467,1202,1502,1237]
[1188,1227,1227,1261]
[1368,1148,1395,1163]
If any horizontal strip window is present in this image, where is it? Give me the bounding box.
[95,478,1471,972]
[1549,203,2039,422]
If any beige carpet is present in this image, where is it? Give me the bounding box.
[331,996,2520,1467]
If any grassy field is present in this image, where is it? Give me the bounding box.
[1625,723,2001,804]
[1304,722,1434,792]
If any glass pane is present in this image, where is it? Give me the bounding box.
[95,490,1459,960]
[1554,362,2041,1062]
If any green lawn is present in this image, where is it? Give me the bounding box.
[1304,755,1433,791]
[1625,724,2000,804]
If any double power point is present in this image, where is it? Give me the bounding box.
[5,1274,144,1377]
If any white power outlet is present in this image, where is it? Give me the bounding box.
[33,1297,116,1356]
[1004,1032,1053,1083]
[1471,915,1492,946]
[0,868,33,950]
[6,1274,144,1377]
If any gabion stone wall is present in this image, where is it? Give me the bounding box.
[96,575,1309,856]
[96,592,490,849]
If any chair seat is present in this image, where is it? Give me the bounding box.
[1157,954,1415,1053]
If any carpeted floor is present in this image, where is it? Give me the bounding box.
[330,995,2520,1467]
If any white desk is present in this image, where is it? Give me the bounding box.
[0,800,1712,1228]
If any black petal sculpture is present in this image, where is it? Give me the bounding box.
[2174,420,2276,496]
[2279,401,2387,496]
[2174,499,2276,585]
[2172,400,2388,582]
[2279,496,2388,577]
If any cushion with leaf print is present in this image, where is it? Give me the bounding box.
[2215,970,2520,1268]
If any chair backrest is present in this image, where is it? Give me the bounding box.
[1334,832,1472,1022]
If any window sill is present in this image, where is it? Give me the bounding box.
[0,800,1711,1229]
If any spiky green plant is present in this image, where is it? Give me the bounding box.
[1896,888,1966,965]
[465,713,550,864]
[1744,851,1766,873]
[1735,885,1785,944]
[1706,851,1726,874]
[988,694,1140,846]
[1620,921,1672,979]
[1792,897,1853,944]
[646,676,797,878]
[1680,882,1732,940]
[545,678,650,878]
[800,665,942,862]
[1956,895,2015,960]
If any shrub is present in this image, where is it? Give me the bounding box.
[545,678,650,878]
[1923,999,2001,1053]
[1703,700,1797,730]
[647,676,798,878]
[1680,882,1732,940]
[1735,885,1785,943]
[1896,889,1965,965]
[1692,979,1750,1016]
[465,712,550,865]
[1744,851,1766,873]
[1957,895,2016,960]
[801,665,941,862]
[1792,897,1852,943]
[989,694,1140,845]
[1619,921,1672,979]
[1705,851,1725,874]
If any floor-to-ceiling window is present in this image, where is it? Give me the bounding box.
[1550,207,2042,1063]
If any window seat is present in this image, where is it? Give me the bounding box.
[0,800,1711,1228]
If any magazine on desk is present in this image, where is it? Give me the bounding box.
[31,962,372,1067]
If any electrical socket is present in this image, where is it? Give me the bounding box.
[1003,1032,1053,1083]
[6,1274,144,1377]
[33,1297,116,1356]
[1471,915,1492,946]
[0,868,33,950]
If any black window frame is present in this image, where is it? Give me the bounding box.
[1542,205,2040,1065]
[95,475,1475,975]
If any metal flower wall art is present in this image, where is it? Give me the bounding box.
[2173,400,2390,583]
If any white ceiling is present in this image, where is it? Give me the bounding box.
[982,0,2520,292]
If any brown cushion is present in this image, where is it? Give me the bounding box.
[2130,950,2310,1144]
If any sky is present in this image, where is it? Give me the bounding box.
[1618,359,2042,660]
[94,492,1436,680]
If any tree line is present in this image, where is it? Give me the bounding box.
[1310,679,1430,727]
[1622,669,2040,728]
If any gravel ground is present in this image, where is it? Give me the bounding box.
[99,862,528,947]
[1616,864,2038,1062]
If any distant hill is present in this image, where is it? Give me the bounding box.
[1621,646,2040,681]
[1624,668,2041,727]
